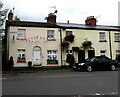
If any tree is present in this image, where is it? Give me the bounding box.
[0,1,8,70]
[0,1,8,27]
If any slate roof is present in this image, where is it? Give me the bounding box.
[57,23,120,31]
[6,20,120,31]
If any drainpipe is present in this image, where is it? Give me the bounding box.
[109,31,112,59]
[59,27,63,67]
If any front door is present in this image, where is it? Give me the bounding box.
[78,50,85,63]
[33,46,41,65]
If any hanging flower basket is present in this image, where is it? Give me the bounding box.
[61,41,69,50]
[82,40,92,49]
[64,34,75,42]
[72,46,79,51]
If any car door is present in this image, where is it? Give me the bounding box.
[94,57,105,70]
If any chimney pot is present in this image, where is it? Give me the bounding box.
[47,13,56,23]
[85,16,97,26]
[8,10,13,20]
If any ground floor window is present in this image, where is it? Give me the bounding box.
[100,50,106,56]
[47,50,58,64]
[116,50,120,62]
[17,49,26,62]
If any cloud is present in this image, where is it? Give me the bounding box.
[1,0,119,25]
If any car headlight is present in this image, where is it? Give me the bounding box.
[79,63,84,66]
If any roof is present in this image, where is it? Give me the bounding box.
[57,23,120,31]
[6,20,59,28]
[6,20,120,31]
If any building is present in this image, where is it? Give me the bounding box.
[4,11,120,68]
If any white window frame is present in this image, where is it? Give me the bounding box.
[47,50,57,60]
[116,50,120,56]
[99,32,106,41]
[66,31,72,35]
[18,29,26,38]
[66,50,72,55]
[47,30,54,39]
[100,50,106,56]
[114,33,120,41]
[17,49,26,62]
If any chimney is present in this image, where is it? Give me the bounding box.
[47,13,56,23]
[8,10,13,20]
[85,16,97,26]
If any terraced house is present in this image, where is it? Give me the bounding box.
[4,11,120,68]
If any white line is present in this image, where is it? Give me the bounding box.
[0,78,7,80]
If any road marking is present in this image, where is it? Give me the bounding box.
[0,78,7,80]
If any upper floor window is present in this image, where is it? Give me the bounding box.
[114,33,120,42]
[47,30,54,39]
[18,29,26,38]
[99,32,106,42]
[66,31,72,35]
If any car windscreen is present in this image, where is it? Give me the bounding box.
[86,58,95,62]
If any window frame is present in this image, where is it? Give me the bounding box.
[17,49,26,62]
[47,30,54,39]
[17,29,26,39]
[114,33,120,42]
[47,50,58,60]
[100,50,106,56]
[99,32,106,42]
[66,31,72,35]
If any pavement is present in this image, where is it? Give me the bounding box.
[2,67,74,74]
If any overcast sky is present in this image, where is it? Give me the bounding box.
[1,0,120,26]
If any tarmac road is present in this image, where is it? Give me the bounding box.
[2,71,119,96]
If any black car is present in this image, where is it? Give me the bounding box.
[73,56,119,72]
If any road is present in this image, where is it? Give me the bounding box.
[2,71,119,96]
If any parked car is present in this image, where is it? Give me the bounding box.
[73,56,119,72]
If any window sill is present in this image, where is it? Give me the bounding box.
[17,62,27,63]
[47,39,56,41]
[16,38,27,40]
[114,41,120,42]
[47,64,59,65]
[99,40,107,42]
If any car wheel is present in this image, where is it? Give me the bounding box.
[86,66,92,72]
[111,65,116,71]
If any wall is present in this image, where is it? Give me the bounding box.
[9,26,61,67]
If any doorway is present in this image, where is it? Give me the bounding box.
[33,46,41,65]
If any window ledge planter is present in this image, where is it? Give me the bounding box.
[47,59,58,64]
[47,39,56,41]
[82,40,92,49]
[64,34,75,42]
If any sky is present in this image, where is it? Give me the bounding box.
[1,0,120,26]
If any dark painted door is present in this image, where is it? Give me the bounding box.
[78,50,85,63]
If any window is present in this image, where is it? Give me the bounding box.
[66,31,72,35]
[66,50,72,55]
[47,50,57,60]
[18,29,26,38]
[116,50,120,61]
[47,30,54,39]
[114,33,120,42]
[100,50,106,56]
[47,50,58,64]
[17,49,26,62]
[99,32,106,42]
